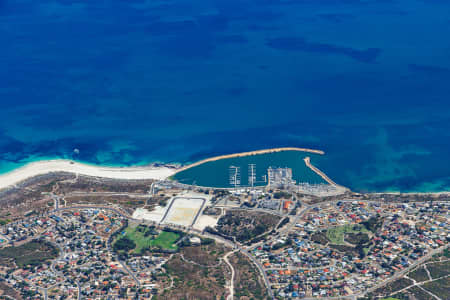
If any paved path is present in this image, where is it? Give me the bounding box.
[179,253,223,268]
[200,231,275,299]
[107,226,141,289]
[76,281,81,300]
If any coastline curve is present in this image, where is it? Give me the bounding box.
[0,147,325,192]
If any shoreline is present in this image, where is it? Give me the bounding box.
[0,148,447,195]
[0,159,177,191]
[0,147,325,191]
[174,147,325,174]
[370,191,450,196]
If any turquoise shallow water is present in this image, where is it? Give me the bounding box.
[173,151,326,188]
[1,0,450,192]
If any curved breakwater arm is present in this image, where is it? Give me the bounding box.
[174,147,325,174]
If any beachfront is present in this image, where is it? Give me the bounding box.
[0,147,340,193]
[0,160,176,190]
[0,148,326,191]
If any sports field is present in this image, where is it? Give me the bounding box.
[123,225,180,253]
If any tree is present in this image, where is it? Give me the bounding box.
[113,236,136,252]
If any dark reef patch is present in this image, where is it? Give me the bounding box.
[317,13,356,23]
[266,37,381,63]
[409,64,450,75]
[216,35,248,44]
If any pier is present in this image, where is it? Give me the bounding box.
[304,156,341,188]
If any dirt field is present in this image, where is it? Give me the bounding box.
[215,210,281,243]
[229,252,269,299]
[163,197,205,227]
[160,242,229,300]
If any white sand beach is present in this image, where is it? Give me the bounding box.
[0,160,177,190]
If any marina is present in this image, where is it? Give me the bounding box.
[173,150,330,188]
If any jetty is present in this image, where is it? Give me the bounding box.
[304,156,337,187]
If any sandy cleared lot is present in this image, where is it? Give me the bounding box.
[132,206,167,223]
[193,215,219,231]
[163,197,205,227]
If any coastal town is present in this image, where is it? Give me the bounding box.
[0,153,448,300]
[3,0,450,299]
[250,200,448,299]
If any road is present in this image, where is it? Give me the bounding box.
[6,198,446,300]
[198,230,274,299]
[0,199,314,299]
[67,191,151,198]
[221,206,286,217]
[296,232,449,300]
[147,182,156,206]
[76,281,81,300]
[53,205,131,219]
[240,199,448,299]
[51,205,139,298]
[190,197,207,227]
[22,240,65,300]
[6,201,360,300]
[107,225,141,290]
[362,244,449,297]
[159,197,176,224]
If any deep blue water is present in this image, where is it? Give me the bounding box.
[1,0,450,192]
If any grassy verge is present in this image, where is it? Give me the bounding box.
[0,218,11,225]
[326,224,368,245]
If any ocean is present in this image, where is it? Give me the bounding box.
[0,0,449,192]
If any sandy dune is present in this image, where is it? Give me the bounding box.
[0,160,177,190]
